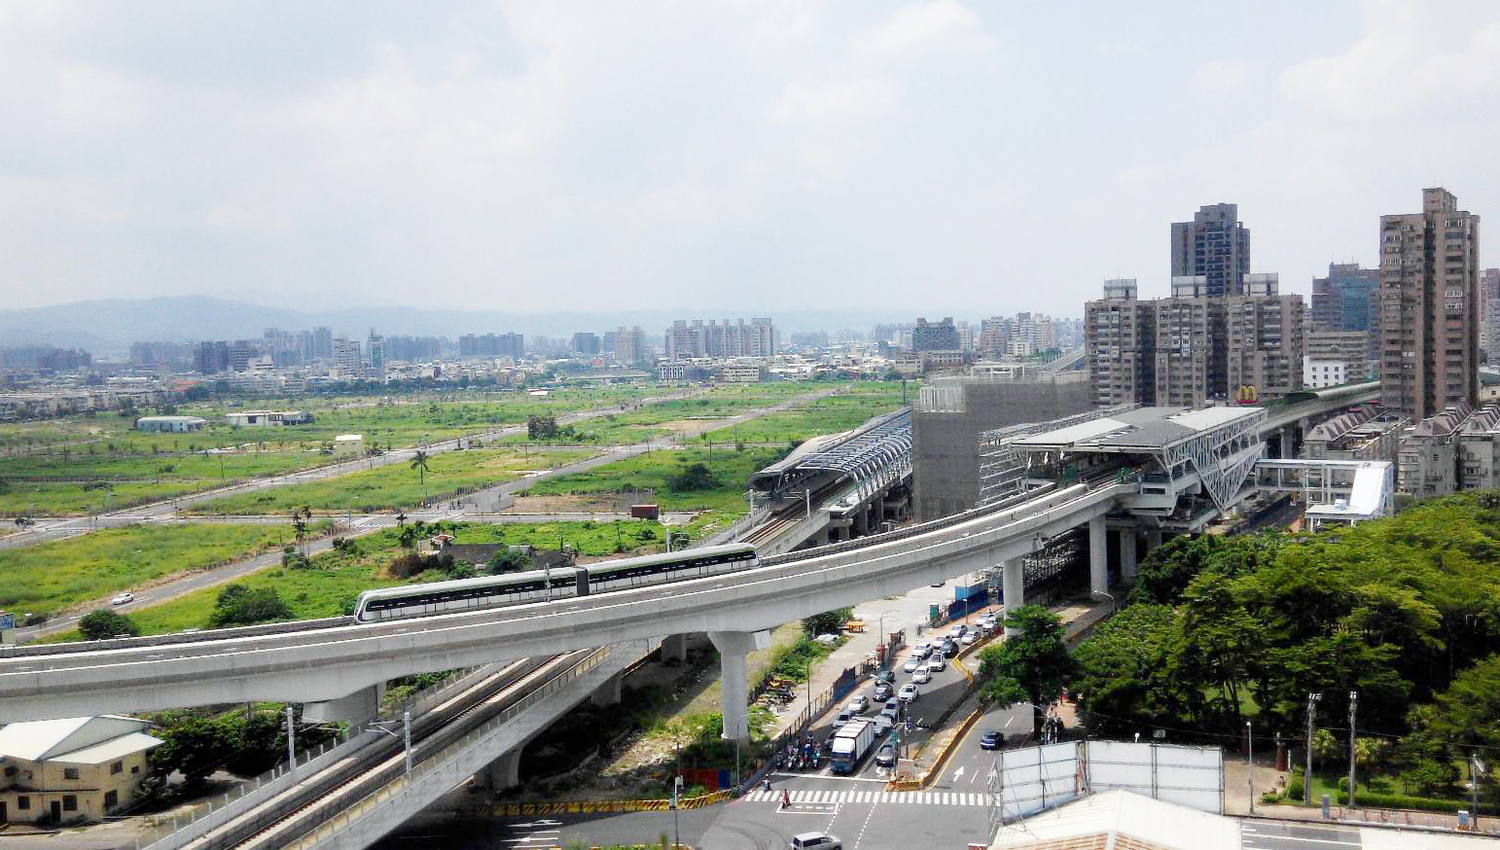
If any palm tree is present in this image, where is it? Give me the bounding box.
[410,450,431,503]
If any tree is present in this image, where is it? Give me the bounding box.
[1070,603,1182,732]
[488,548,531,575]
[149,716,232,788]
[667,462,715,492]
[410,450,431,501]
[79,609,140,640]
[527,414,560,441]
[802,608,853,638]
[208,584,293,628]
[1130,534,1222,605]
[977,605,1074,737]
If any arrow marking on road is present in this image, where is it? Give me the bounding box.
[953,766,966,782]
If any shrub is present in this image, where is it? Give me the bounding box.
[79,609,140,640]
[208,584,293,627]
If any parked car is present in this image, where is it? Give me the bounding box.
[980,730,1003,750]
[898,683,920,703]
[846,695,870,714]
[111,592,134,605]
[872,680,894,700]
[875,744,897,768]
[791,832,843,850]
[925,655,946,672]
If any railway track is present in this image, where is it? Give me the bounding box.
[178,654,581,850]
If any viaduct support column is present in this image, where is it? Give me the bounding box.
[662,633,690,663]
[303,683,384,726]
[709,630,772,744]
[1147,529,1163,550]
[483,749,521,792]
[590,672,623,707]
[1088,516,1108,595]
[1119,529,1138,581]
[1002,556,1026,638]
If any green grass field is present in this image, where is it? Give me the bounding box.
[690,383,909,445]
[0,524,294,618]
[522,445,783,513]
[188,447,596,514]
[0,387,667,515]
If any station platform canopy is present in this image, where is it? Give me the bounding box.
[1011,405,1263,454]
[751,408,911,495]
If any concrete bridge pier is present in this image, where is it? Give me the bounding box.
[1088,516,1109,595]
[709,629,773,744]
[590,671,624,707]
[482,748,522,792]
[1002,556,1025,638]
[662,633,690,663]
[1147,529,1163,549]
[1119,529,1138,581]
[302,682,384,726]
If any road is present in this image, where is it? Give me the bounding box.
[0,387,716,550]
[6,386,843,641]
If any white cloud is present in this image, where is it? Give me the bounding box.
[770,77,898,125]
[1279,1,1500,120]
[854,0,993,62]
[1190,60,1251,93]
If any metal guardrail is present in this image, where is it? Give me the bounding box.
[283,646,620,849]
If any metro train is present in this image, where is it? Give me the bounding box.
[352,543,759,622]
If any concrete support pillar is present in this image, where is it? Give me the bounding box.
[1002,556,1026,638]
[483,749,521,791]
[709,630,772,744]
[303,682,385,725]
[590,672,623,707]
[1147,529,1163,549]
[1119,529,1138,581]
[662,633,689,663]
[1280,426,1295,459]
[1088,515,1108,595]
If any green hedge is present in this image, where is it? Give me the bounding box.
[1285,779,1498,816]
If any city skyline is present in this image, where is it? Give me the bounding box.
[2,2,1498,316]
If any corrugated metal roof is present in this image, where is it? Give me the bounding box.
[0,715,152,762]
[51,731,163,765]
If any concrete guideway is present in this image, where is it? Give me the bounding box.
[0,481,1131,722]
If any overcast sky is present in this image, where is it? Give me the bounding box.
[3,0,1498,320]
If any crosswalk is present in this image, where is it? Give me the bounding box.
[742,788,991,807]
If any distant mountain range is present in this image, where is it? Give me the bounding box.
[0,296,911,356]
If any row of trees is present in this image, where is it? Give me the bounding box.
[1064,493,1500,796]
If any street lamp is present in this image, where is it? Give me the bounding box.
[370,711,414,777]
[876,609,901,668]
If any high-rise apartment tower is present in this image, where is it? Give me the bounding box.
[1378,188,1480,420]
[1171,203,1251,298]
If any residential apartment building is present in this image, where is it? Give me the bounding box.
[1396,402,1500,498]
[664,318,776,361]
[1482,268,1500,364]
[572,332,601,356]
[1379,188,1481,420]
[1086,277,1303,407]
[1303,359,1346,389]
[1302,408,1405,463]
[910,317,960,352]
[1310,263,1380,365]
[611,326,647,365]
[458,333,524,359]
[1307,329,1376,383]
[332,337,362,375]
[1171,203,1251,297]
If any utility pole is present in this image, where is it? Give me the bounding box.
[1246,720,1255,815]
[1347,691,1358,808]
[1305,692,1321,807]
[285,706,297,773]
[1473,753,1484,830]
[403,710,412,777]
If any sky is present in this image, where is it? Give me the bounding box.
[2,0,1499,321]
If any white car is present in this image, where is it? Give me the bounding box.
[902,657,922,674]
[946,626,964,640]
[111,592,135,606]
[925,655,946,672]
[898,683,920,703]
[846,695,870,714]
[911,666,932,684]
[961,631,979,646]
[914,641,932,657]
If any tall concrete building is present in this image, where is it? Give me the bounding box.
[664,317,776,361]
[572,332,601,356]
[910,317,960,352]
[1171,203,1251,298]
[612,326,647,365]
[1481,267,1500,364]
[1085,277,1303,407]
[1311,262,1380,333]
[1379,188,1481,420]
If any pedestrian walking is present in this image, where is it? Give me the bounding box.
[781,789,791,809]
